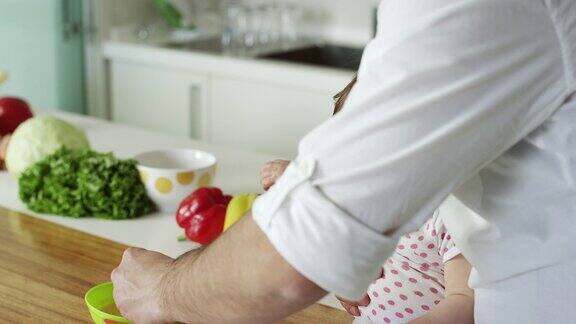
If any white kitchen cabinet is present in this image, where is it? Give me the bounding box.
[106,42,355,157]
[110,60,209,139]
[209,76,336,158]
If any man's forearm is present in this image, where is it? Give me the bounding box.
[160,213,327,323]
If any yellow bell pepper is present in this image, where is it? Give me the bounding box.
[224,193,258,231]
[0,70,7,85]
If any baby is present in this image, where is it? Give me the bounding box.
[261,160,474,324]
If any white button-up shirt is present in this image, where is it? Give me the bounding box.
[253,0,576,300]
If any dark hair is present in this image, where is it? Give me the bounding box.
[333,75,358,115]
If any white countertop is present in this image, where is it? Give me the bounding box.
[0,111,342,309]
[0,111,273,257]
[102,40,355,93]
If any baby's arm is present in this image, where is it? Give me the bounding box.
[410,255,474,324]
[260,160,290,190]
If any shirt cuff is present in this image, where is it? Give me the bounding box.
[252,158,397,300]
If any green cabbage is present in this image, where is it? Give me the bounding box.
[6,116,90,176]
[19,148,152,219]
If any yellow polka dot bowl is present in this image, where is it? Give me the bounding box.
[134,149,217,213]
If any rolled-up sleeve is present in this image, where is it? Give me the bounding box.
[253,0,568,300]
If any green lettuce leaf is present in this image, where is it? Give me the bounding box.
[19,148,152,219]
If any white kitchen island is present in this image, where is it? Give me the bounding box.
[0,111,343,309]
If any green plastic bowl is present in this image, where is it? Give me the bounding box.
[85,282,130,324]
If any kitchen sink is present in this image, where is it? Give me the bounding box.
[165,38,364,71]
[259,45,364,71]
[165,37,224,53]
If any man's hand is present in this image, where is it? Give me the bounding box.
[260,160,290,191]
[111,248,174,324]
[111,215,326,323]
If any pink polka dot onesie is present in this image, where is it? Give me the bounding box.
[355,211,460,324]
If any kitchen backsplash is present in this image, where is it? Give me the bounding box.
[105,0,377,46]
[290,0,377,45]
[104,0,158,29]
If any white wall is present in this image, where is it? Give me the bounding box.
[292,0,377,46]
[0,0,59,108]
[0,0,86,113]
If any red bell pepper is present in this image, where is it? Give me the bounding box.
[176,187,232,245]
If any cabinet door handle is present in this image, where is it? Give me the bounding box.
[189,84,206,140]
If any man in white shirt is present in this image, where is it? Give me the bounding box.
[111,0,576,323]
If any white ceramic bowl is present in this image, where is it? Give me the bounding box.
[134,149,217,213]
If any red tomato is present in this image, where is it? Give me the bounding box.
[0,97,33,136]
